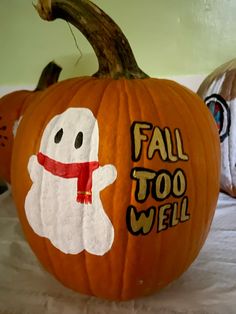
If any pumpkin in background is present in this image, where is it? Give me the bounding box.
[197,58,236,197]
[11,0,220,301]
[0,61,61,184]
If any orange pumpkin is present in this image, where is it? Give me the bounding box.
[0,61,61,184]
[11,0,220,300]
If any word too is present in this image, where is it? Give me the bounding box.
[131,167,186,203]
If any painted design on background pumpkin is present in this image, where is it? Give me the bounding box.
[197,65,236,197]
[25,107,117,255]
[205,93,231,142]
[0,116,8,147]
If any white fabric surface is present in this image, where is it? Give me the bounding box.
[0,190,236,314]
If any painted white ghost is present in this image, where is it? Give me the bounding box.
[25,108,117,255]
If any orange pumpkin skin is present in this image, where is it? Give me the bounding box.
[11,76,220,300]
[0,62,61,184]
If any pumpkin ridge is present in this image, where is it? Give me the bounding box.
[45,79,97,294]
[174,89,205,267]
[109,79,126,299]
[165,84,198,239]
[158,82,210,270]
[118,79,136,300]
[84,79,115,297]
[168,83,220,244]
[137,79,165,127]
[89,79,115,120]
[132,80,166,295]
[142,81,181,272]
[39,142,61,281]
[143,79,172,288]
[141,80,194,280]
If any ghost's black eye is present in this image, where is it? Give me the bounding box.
[54,128,63,144]
[75,131,83,149]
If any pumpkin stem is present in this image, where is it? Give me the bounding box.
[34,0,148,79]
[35,61,62,91]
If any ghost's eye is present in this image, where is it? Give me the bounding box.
[205,94,231,142]
[54,128,63,144]
[75,131,83,149]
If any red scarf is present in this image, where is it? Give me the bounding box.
[37,152,99,204]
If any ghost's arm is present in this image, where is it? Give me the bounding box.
[93,165,117,191]
[28,155,41,182]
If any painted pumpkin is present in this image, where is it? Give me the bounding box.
[11,0,220,301]
[0,61,61,184]
[197,58,236,197]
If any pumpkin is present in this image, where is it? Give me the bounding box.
[11,0,220,301]
[197,58,236,197]
[0,61,61,184]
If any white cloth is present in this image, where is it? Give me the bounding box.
[0,190,236,314]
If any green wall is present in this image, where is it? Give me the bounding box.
[1,0,236,85]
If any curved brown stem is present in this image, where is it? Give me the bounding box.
[34,0,148,79]
[35,61,62,91]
